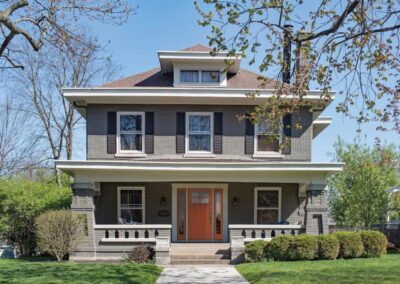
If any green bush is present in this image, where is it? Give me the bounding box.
[286,235,318,261]
[360,231,387,257]
[317,234,340,260]
[268,236,291,261]
[245,240,268,261]
[0,178,71,256]
[334,232,364,259]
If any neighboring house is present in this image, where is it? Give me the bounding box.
[56,44,342,264]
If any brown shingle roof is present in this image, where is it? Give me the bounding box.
[101,67,279,89]
[180,44,212,52]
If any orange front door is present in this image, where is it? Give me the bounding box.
[188,189,212,240]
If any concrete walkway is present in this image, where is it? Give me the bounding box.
[156,265,249,284]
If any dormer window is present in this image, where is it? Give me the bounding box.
[181,70,199,83]
[202,71,220,83]
[180,70,221,84]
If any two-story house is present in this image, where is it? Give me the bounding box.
[56,44,342,264]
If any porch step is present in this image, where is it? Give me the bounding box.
[170,243,231,265]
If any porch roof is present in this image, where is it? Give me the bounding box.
[56,160,342,175]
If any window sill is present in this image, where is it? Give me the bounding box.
[183,153,216,158]
[114,153,147,158]
[252,153,284,159]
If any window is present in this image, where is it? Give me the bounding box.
[117,112,144,153]
[254,188,281,224]
[181,70,199,83]
[255,119,281,153]
[202,71,220,83]
[186,112,213,153]
[118,187,145,224]
[180,70,221,84]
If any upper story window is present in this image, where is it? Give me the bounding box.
[117,112,145,154]
[180,70,220,84]
[186,112,213,154]
[255,119,282,154]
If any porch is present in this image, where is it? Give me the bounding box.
[56,159,342,264]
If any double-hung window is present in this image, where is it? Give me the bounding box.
[186,112,213,154]
[180,70,221,84]
[255,119,282,154]
[118,187,145,224]
[255,187,281,224]
[117,112,145,154]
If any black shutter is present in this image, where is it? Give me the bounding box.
[107,112,117,154]
[282,114,292,155]
[213,112,223,154]
[145,112,154,154]
[176,112,185,153]
[245,119,255,155]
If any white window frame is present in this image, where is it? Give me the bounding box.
[254,187,282,224]
[185,112,214,155]
[117,186,145,224]
[179,70,221,85]
[116,111,145,155]
[254,121,283,157]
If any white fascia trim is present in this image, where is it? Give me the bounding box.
[314,116,333,124]
[55,160,343,172]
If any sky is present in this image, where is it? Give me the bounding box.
[46,0,400,162]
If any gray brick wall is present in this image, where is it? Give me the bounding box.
[95,182,303,226]
[86,104,313,161]
[95,182,172,225]
[228,183,302,225]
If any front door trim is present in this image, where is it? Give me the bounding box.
[172,183,228,242]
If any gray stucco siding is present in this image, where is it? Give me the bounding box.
[86,104,312,161]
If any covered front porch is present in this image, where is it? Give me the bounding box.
[56,160,342,263]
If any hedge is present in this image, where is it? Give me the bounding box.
[334,231,364,259]
[245,240,267,261]
[245,231,387,262]
[360,231,388,258]
[317,234,340,260]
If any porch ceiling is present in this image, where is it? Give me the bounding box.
[56,160,342,184]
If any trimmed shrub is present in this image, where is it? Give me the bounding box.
[245,240,267,261]
[285,235,318,261]
[126,245,154,263]
[317,234,340,260]
[268,235,291,261]
[334,232,363,259]
[360,231,387,258]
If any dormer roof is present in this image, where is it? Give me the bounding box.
[101,67,280,89]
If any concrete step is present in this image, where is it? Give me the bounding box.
[170,259,231,265]
[171,254,230,260]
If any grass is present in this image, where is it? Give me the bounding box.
[236,252,400,284]
[0,257,162,284]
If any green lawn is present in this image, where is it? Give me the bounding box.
[0,258,162,284]
[236,252,400,284]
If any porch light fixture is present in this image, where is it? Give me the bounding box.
[232,197,239,207]
[160,197,167,207]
